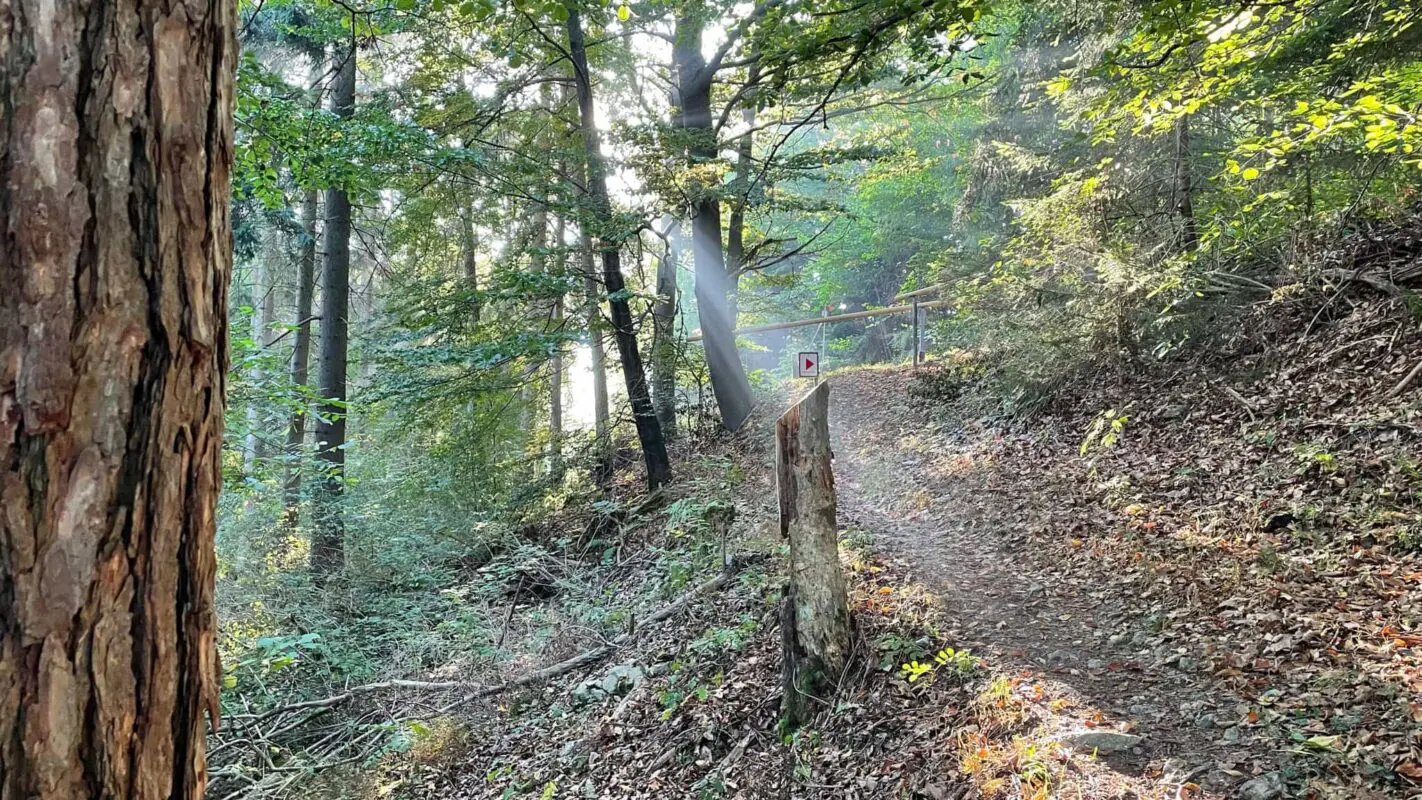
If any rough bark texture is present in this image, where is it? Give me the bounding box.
[0,0,235,791]
[674,12,755,431]
[776,383,852,705]
[568,7,672,489]
[281,189,318,518]
[651,219,679,439]
[312,44,355,577]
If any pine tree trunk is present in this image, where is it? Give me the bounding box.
[282,189,319,521]
[652,218,679,439]
[568,6,672,489]
[312,44,356,578]
[674,12,755,431]
[0,0,235,791]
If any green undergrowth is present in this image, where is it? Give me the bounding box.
[362,462,1106,800]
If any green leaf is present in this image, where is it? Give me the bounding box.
[616,4,630,21]
[1241,168,1260,181]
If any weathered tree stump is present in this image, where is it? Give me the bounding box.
[776,381,852,725]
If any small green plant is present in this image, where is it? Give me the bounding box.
[874,632,926,672]
[1292,442,1337,474]
[900,646,980,684]
[1080,408,1129,456]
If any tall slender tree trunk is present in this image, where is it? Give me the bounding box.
[282,50,326,524]
[1174,114,1198,253]
[652,218,680,438]
[312,44,356,578]
[567,6,672,489]
[0,0,235,792]
[549,213,566,477]
[581,228,613,479]
[245,259,271,471]
[519,202,549,453]
[674,12,755,431]
[282,189,319,522]
[725,72,758,328]
[461,207,480,328]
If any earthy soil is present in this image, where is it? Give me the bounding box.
[377,297,1422,800]
[826,295,1422,800]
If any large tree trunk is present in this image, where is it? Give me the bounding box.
[312,44,356,578]
[674,12,755,431]
[652,219,680,439]
[0,0,235,792]
[567,6,672,489]
[282,189,319,521]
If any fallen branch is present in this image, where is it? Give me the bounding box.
[1387,359,1422,398]
[233,566,738,725]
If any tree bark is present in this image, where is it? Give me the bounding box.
[581,228,613,481]
[674,11,755,431]
[281,189,319,521]
[549,212,565,477]
[0,0,235,792]
[776,383,852,723]
[1174,113,1198,253]
[312,44,356,578]
[725,73,758,328]
[652,218,679,439]
[519,201,549,451]
[567,6,672,489]
[245,260,269,471]
[461,205,480,328]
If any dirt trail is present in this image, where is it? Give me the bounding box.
[825,369,1272,797]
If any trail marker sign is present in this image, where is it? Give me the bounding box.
[795,351,820,378]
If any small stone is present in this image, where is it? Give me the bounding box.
[1237,772,1286,800]
[1108,633,1128,646]
[1046,649,1073,666]
[1194,713,1216,729]
[1063,730,1144,754]
[1087,658,1106,670]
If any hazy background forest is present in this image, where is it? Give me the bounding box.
[214,0,1422,797]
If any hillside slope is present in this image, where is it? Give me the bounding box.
[367,297,1420,800]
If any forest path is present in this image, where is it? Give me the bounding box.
[823,368,1273,799]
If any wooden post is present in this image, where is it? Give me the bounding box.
[912,297,920,369]
[776,382,852,725]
